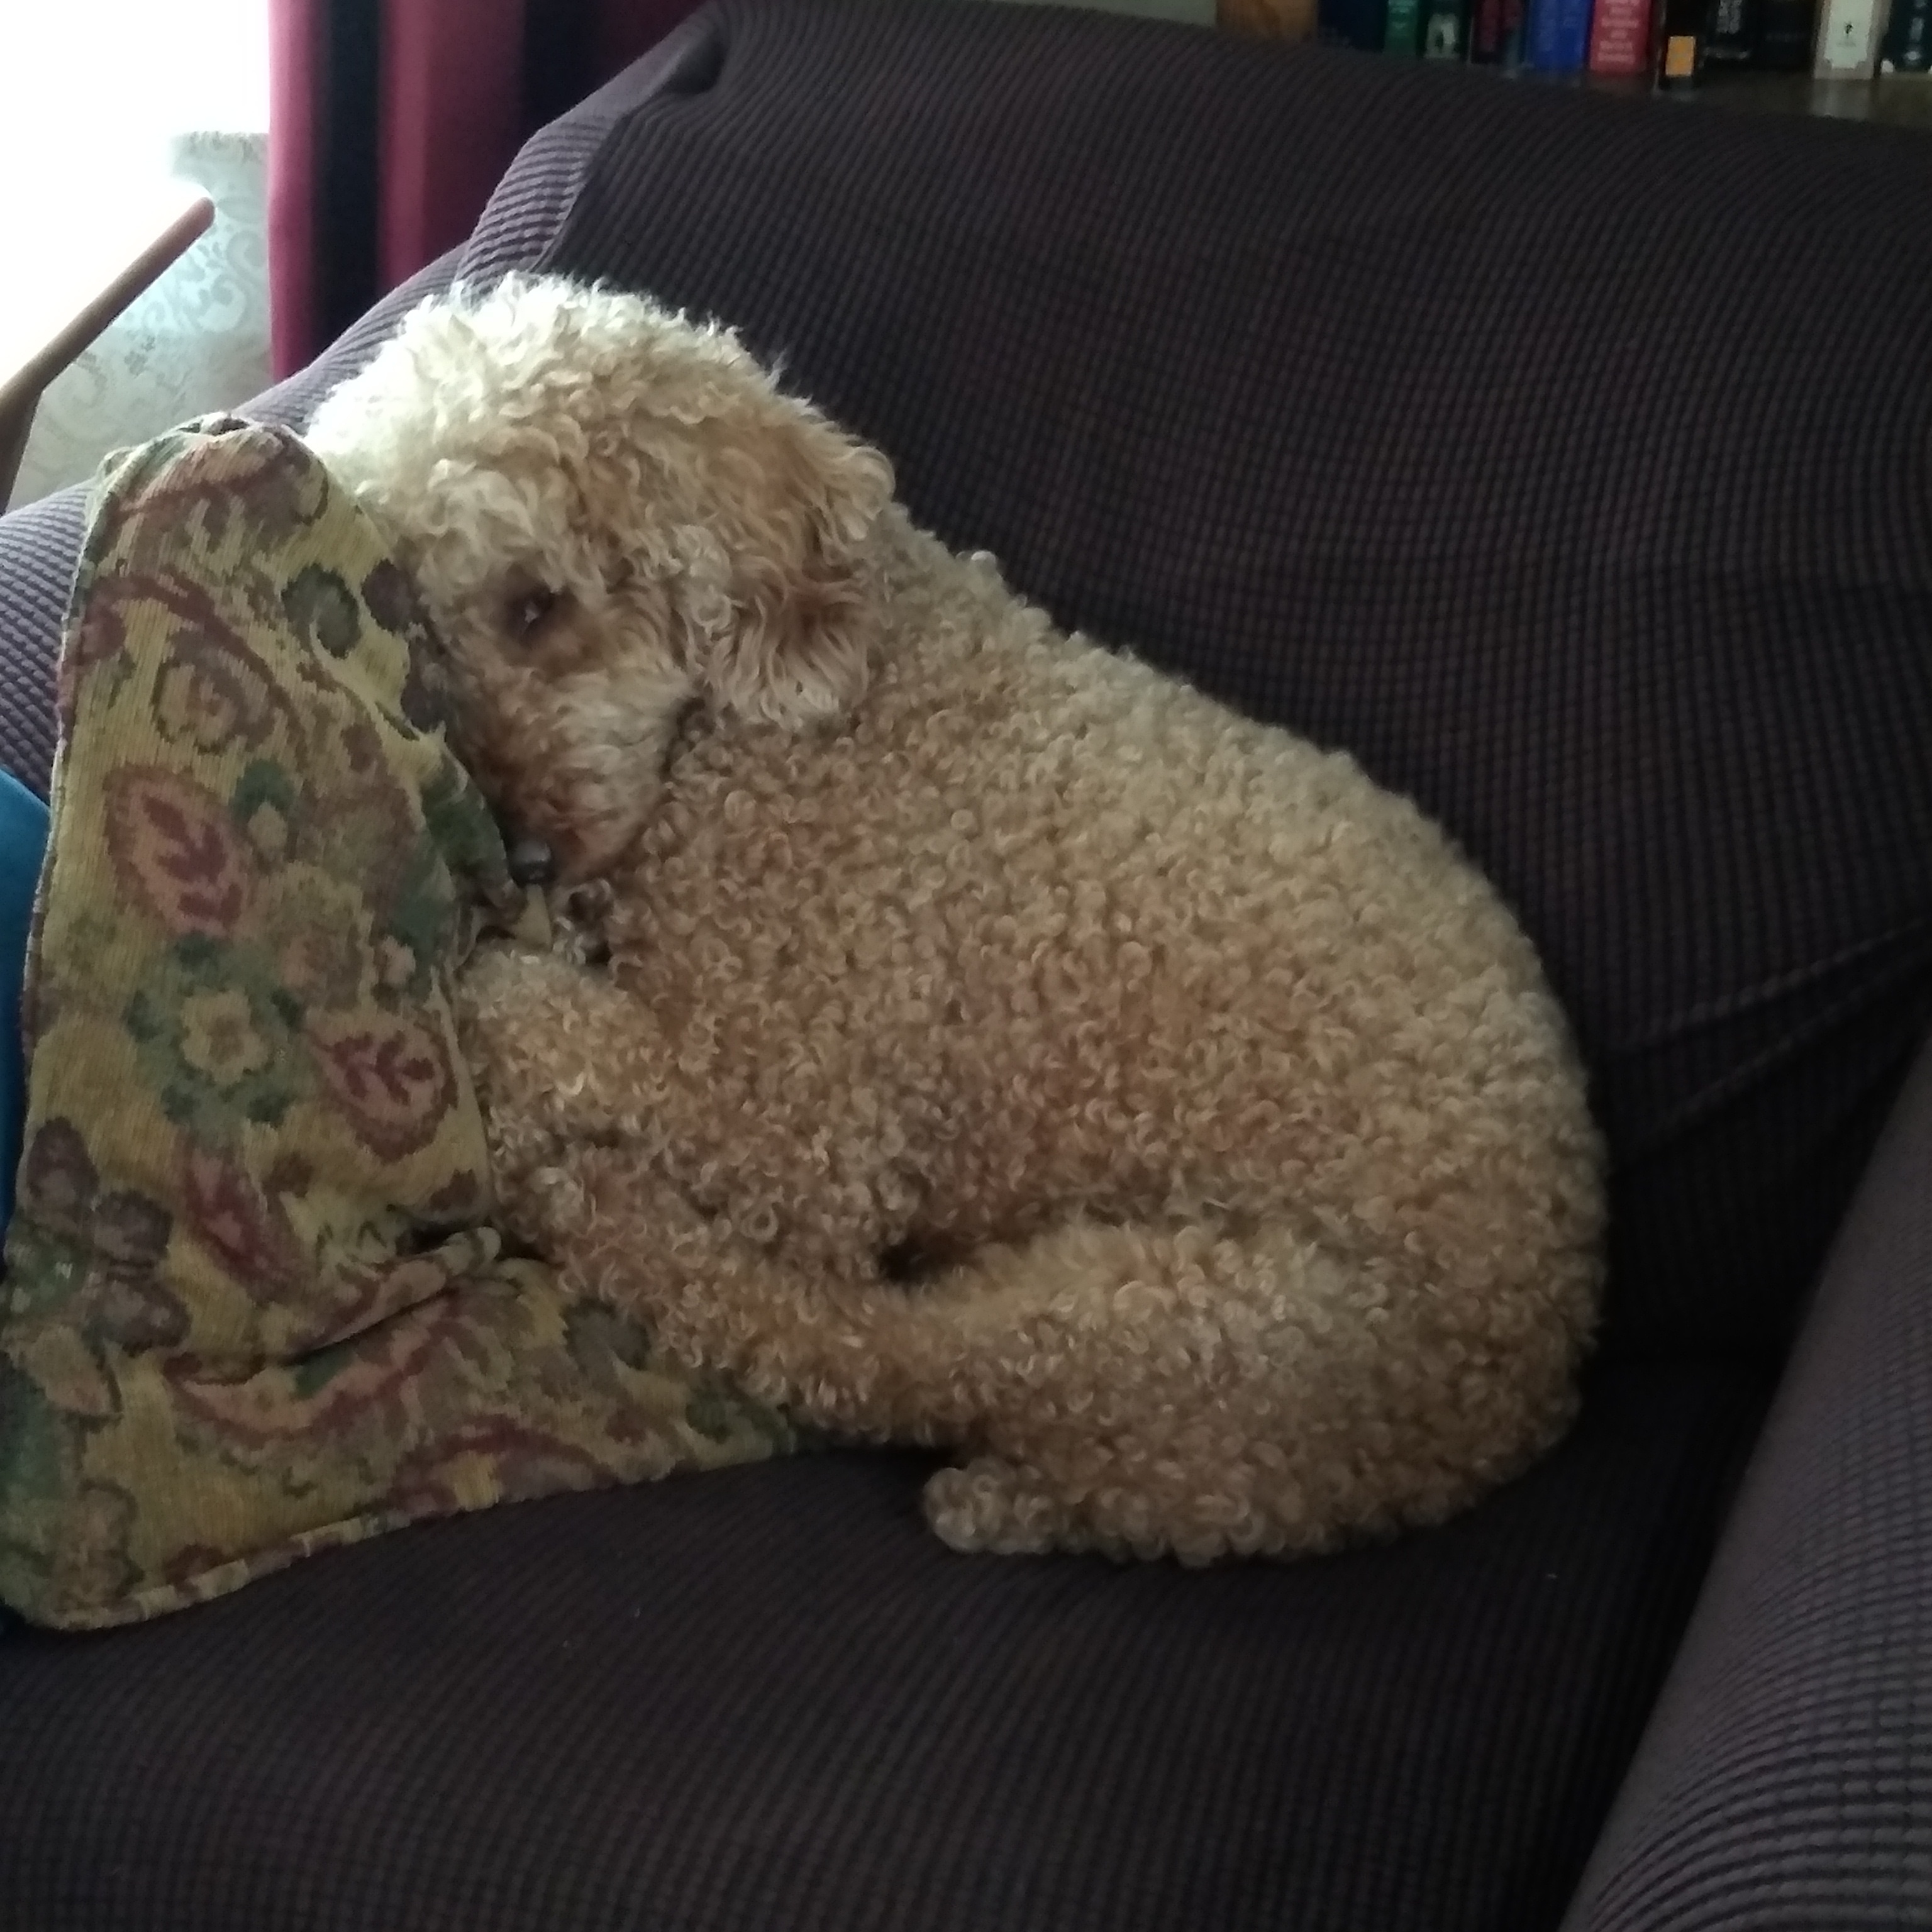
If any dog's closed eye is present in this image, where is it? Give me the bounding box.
[506,584,561,641]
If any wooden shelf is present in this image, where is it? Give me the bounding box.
[1520,64,1932,126]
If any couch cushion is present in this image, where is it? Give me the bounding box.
[0,1357,1765,1932]
[525,0,1932,1360]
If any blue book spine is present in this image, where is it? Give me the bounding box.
[1524,0,1592,67]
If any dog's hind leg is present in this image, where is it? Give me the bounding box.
[500,1141,1589,1565]
[887,1215,1590,1564]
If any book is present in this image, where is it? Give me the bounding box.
[1524,0,1593,67]
[1319,0,1391,47]
[1814,0,1885,72]
[1880,0,1932,67]
[1421,0,1471,54]
[1706,0,1758,60]
[1470,0,1528,59]
[1588,0,1653,71]
[1757,0,1821,60]
[1385,0,1424,48]
[1656,0,1709,80]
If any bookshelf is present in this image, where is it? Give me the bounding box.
[1216,0,1932,121]
[1527,64,1932,118]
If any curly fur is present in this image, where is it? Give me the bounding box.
[307,275,1606,1563]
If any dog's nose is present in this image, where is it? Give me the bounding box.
[506,836,557,889]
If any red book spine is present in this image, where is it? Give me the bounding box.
[1587,0,1653,70]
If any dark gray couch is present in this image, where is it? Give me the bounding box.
[3,4,1929,1928]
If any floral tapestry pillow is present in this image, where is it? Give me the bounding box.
[0,419,794,1630]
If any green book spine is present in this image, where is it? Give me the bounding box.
[1385,0,1423,48]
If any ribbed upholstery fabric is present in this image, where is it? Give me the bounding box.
[0,1361,1765,1932]
[0,492,80,799]
[6,4,1931,1360]
[274,248,470,410]
[527,0,1932,1362]
[1563,1031,1932,1932]
[0,250,466,800]
[1,9,1929,1929]
[459,18,723,285]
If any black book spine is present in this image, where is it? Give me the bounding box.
[1882,0,1932,69]
[1707,0,1758,61]
[1755,0,1819,65]
[1657,0,1711,81]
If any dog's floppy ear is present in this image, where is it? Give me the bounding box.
[707,406,894,729]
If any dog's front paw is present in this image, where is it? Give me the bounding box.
[923,1458,1079,1557]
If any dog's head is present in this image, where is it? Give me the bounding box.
[305,274,894,879]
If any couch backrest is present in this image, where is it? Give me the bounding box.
[531,0,1932,1358]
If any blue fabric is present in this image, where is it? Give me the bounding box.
[0,768,49,1236]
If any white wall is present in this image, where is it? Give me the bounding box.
[0,0,267,182]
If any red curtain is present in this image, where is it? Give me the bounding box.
[268,0,702,377]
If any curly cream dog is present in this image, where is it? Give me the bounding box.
[306,275,1606,1563]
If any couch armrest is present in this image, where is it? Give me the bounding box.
[1563,1022,1932,1929]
